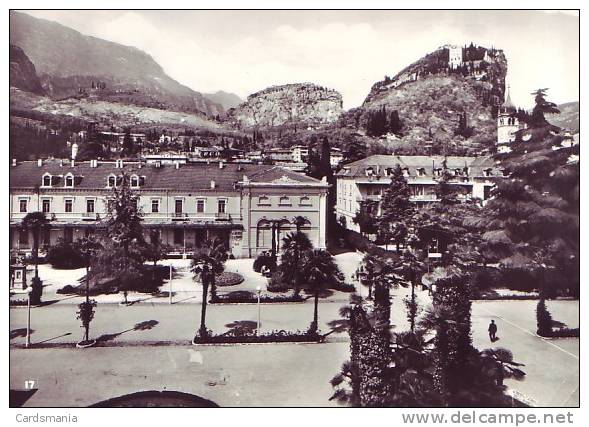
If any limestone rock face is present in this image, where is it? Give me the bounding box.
[338,44,508,153]
[229,83,343,128]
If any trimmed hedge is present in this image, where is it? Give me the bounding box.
[546,328,579,338]
[194,328,321,344]
[211,291,304,304]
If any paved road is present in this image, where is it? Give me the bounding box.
[10,296,579,407]
[10,342,350,407]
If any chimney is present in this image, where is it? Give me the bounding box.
[243,174,249,183]
[219,161,224,169]
[37,159,43,167]
[175,162,180,169]
[71,160,75,167]
[11,159,17,166]
[210,180,216,189]
[59,159,63,167]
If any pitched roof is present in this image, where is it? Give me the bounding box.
[10,160,323,191]
[336,155,498,178]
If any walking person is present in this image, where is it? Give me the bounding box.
[488,319,498,342]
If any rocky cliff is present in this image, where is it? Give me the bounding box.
[10,44,45,95]
[228,83,343,128]
[340,43,508,154]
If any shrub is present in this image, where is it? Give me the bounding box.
[536,299,553,337]
[267,272,291,292]
[29,277,43,305]
[253,253,276,273]
[57,285,77,295]
[332,282,356,293]
[471,267,502,291]
[47,240,85,269]
[215,272,244,287]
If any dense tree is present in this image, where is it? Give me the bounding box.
[529,88,560,127]
[483,89,579,297]
[378,165,415,250]
[420,274,472,404]
[90,174,147,305]
[353,200,379,236]
[343,139,367,164]
[122,128,134,156]
[536,298,553,336]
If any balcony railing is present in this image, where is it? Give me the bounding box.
[215,212,231,221]
[172,212,188,220]
[82,212,99,220]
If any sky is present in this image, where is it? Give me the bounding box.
[23,10,579,109]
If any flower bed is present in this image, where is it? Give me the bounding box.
[215,272,244,287]
[193,328,321,344]
[210,290,304,304]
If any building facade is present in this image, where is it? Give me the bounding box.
[335,155,500,232]
[10,160,328,258]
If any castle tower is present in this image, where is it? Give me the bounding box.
[497,85,519,151]
[448,45,463,69]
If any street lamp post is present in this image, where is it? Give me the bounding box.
[169,264,173,305]
[25,287,32,348]
[256,285,262,335]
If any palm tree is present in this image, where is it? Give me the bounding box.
[279,231,313,296]
[481,348,526,386]
[21,211,50,279]
[293,215,308,233]
[301,249,344,333]
[191,238,228,340]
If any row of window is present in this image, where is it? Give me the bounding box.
[42,173,75,188]
[18,197,227,215]
[257,195,312,207]
[19,198,94,214]
[41,173,142,189]
[364,167,495,178]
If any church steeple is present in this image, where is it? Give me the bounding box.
[497,83,520,150]
[501,84,516,112]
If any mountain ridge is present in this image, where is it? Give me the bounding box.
[10,11,224,116]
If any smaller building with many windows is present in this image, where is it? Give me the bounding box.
[336,155,501,232]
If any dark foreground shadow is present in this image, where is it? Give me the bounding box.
[97,320,160,343]
[90,390,219,407]
[10,389,37,407]
[10,328,34,340]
